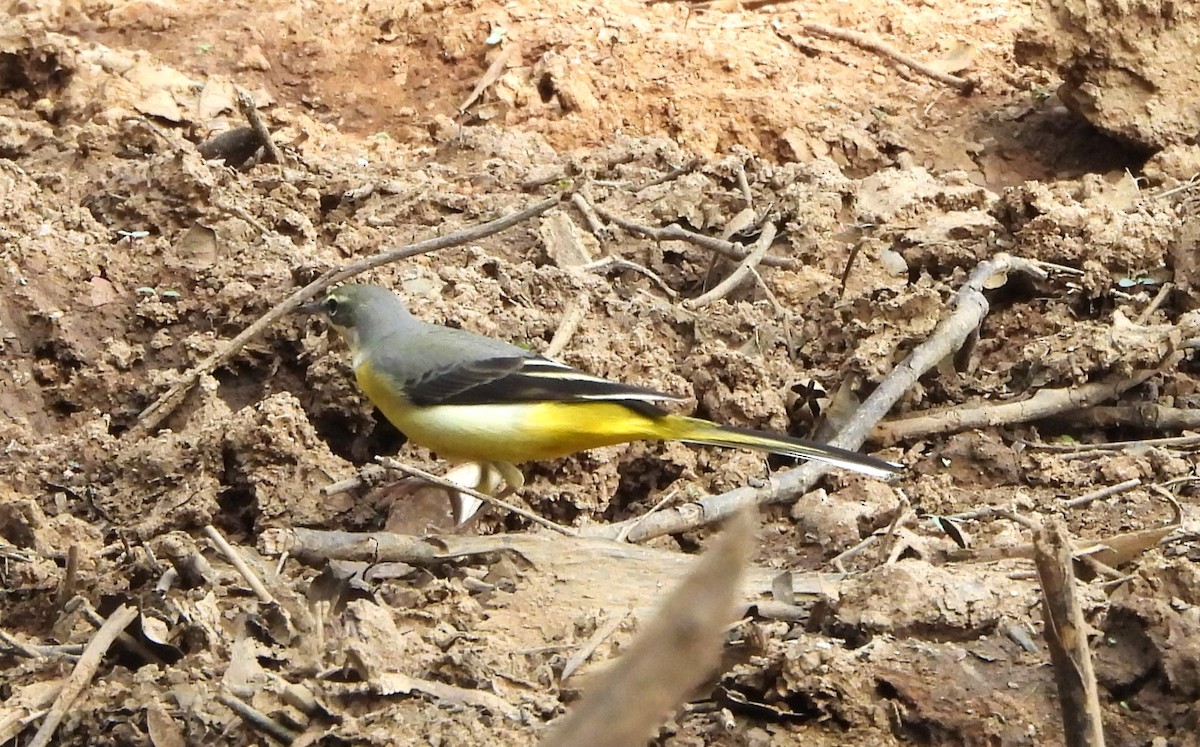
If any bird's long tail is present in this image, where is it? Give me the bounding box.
[660,415,901,479]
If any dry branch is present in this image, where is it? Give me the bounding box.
[28,604,139,747]
[1034,518,1105,747]
[586,253,1051,543]
[203,525,275,605]
[874,368,1168,443]
[591,204,800,269]
[127,194,566,439]
[1062,402,1200,431]
[776,21,976,92]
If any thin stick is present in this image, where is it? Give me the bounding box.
[544,294,591,358]
[128,193,566,439]
[1024,433,1200,452]
[625,157,701,192]
[218,690,300,744]
[874,368,1166,443]
[1060,478,1142,509]
[74,597,166,666]
[778,22,976,93]
[235,88,285,166]
[1134,282,1172,325]
[586,253,1049,543]
[28,604,139,747]
[616,489,680,543]
[735,160,753,206]
[580,255,679,299]
[458,44,514,114]
[570,191,609,240]
[57,545,79,607]
[685,223,777,309]
[591,204,799,269]
[561,612,628,681]
[378,457,577,536]
[1033,518,1106,747]
[320,463,389,496]
[203,525,276,604]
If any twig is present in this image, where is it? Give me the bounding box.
[623,157,702,192]
[458,44,514,114]
[1060,403,1200,431]
[1060,478,1142,509]
[127,193,566,439]
[586,253,1049,543]
[580,255,679,299]
[57,545,79,607]
[544,294,591,358]
[218,689,300,744]
[1033,518,1106,747]
[616,489,680,543]
[203,525,276,605]
[1024,433,1200,452]
[875,367,1167,443]
[591,204,800,269]
[570,191,609,240]
[1133,282,1172,325]
[235,88,285,166]
[776,21,976,93]
[561,612,628,681]
[734,160,753,206]
[685,222,777,309]
[378,457,577,536]
[320,463,389,495]
[28,604,139,747]
[0,631,82,659]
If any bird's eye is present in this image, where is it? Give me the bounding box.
[324,297,340,315]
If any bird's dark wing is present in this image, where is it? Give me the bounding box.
[406,354,682,414]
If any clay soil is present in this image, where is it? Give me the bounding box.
[2,1,1199,745]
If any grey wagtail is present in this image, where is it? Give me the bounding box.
[302,284,901,494]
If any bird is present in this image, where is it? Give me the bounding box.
[302,283,901,503]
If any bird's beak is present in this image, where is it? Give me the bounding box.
[295,299,325,316]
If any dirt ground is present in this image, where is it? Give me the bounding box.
[2,0,1199,745]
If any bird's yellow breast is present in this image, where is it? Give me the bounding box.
[353,359,668,463]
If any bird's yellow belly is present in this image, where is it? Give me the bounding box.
[355,364,664,463]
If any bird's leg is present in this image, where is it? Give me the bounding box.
[491,461,526,497]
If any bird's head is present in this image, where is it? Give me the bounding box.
[298,284,413,349]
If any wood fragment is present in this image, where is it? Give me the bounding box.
[218,690,300,744]
[203,525,276,605]
[235,88,285,166]
[544,294,591,358]
[28,604,139,747]
[1060,478,1142,509]
[127,193,566,439]
[1033,518,1106,747]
